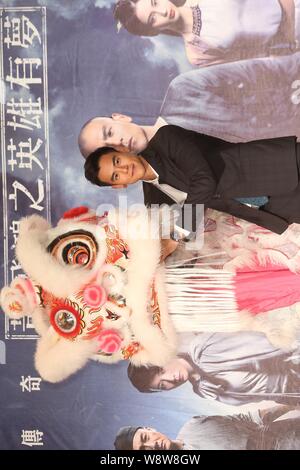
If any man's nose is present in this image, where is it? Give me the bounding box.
[107,137,123,146]
[118,137,129,149]
[118,164,128,173]
[153,441,161,450]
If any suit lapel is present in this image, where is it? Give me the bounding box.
[142,138,189,193]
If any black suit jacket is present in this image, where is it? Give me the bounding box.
[142,125,299,234]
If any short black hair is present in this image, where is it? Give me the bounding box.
[127,363,163,392]
[84,146,115,187]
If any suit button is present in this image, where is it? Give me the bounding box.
[213,193,221,199]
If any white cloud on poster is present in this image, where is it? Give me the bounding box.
[35,0,115,20]
[94,0,116,8]
[3,82,39,107]
[36,0,90,20]
[60,165,85,198]
[147,36,193,74]
[48,97,65,130]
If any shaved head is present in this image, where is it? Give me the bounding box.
[78,114,149,158]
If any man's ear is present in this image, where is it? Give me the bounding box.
[111,113,132,123]
[112,184,127,189]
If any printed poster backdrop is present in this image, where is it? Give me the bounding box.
[1,0,300,450]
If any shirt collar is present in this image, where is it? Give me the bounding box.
[143,164,159,183]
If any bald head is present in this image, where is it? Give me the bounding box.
[78,114,149,158]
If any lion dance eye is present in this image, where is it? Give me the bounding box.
[47,230,98,269]
[50,304,81,338]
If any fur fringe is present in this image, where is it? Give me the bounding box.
[35,327,98,383]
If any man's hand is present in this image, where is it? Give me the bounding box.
[160,238,179,262]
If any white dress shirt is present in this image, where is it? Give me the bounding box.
[144,166,191,238]
[145,166,188,207]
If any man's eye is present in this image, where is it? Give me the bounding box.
[116,158,120,165]
[114,173,119,181]
[108,128,112,137]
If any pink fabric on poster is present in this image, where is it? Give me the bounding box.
[235,269,300,314]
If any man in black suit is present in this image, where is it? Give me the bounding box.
[84,125,300,235]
